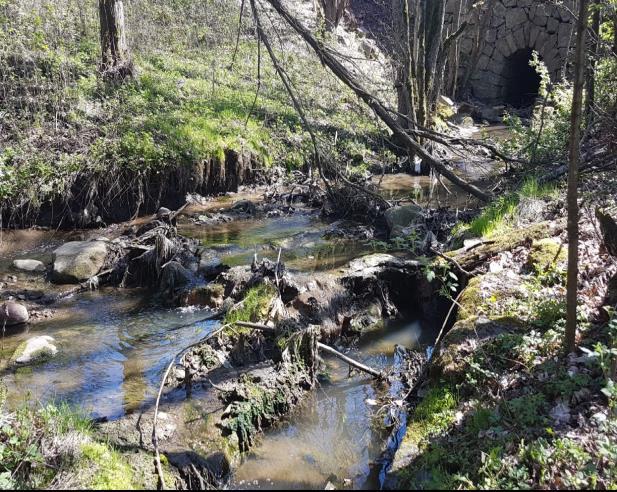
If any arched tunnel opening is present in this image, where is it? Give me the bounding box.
[503,48,542,108]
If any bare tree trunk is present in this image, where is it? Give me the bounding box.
[613,14,617,56]
[446,0,464,98]
[315,0,348,31]
[259,0,492,202]
[585,0,601,123]
[98,0,134,81]
[565,0,589,354]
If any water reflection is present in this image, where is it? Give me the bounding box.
[231,318,438,490]
[2,289,217,418]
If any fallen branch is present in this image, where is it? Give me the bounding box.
[316,340,384,379]
[152,322,228,490]
[52,269,114,302]
[235,321,385,379]
[259,0,492,203]
[431,247,473,278]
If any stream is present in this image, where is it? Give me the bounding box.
[0,162,497,488]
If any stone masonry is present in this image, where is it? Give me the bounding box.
[448,0,576,104]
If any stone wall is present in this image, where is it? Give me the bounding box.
[448,0,576,104]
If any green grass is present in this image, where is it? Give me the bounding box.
[223,283,277,331]
[0,401,145,489]
[467,177,557,237]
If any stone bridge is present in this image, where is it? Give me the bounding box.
[450,0,576,106]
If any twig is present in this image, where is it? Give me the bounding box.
[152,323,228,489]
[431,247,473,277]
[234,321,385,379]
[433,290,465,350]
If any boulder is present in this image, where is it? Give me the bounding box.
[0,301,29,326]
[12,259,46,272]
[230,200,257,215]
[11,336,57,365]
[384,205,424,237]
[157,207,172,220]
[453,114,475,128]
[52,241,108,284]
[184,283,226,309]
[159,261,192,295]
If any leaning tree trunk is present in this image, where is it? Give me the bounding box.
[315,0,348,31]
[565,0,589,354]
[585,0,601,123]
[98,0,134,81]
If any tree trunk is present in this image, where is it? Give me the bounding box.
[315,0,348,31]
[446,0,464,98]
[565,0,589,354]
[98,0,134,81]
[585,0,601,123]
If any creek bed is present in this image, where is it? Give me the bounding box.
[229,319,437,490]
[1,183,445,488]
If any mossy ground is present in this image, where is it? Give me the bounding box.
[392,228,617,490]
[223,283,277,334]
[0,399,161,489]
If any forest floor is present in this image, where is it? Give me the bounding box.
[387,167,617,489]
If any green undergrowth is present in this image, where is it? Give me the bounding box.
[394,247,617,489]
[456,177,558,238]
[0,399,146,489]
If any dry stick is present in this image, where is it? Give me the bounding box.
[52,268,114,302]
[316,342,384,379]
[152,322,227,490]
[430,247,473,277]
[433,290,465,350]
[260,0,491,203]
[234,321,385,379]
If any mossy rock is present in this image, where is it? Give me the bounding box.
[527,238,566,275]
[456,277,483,321]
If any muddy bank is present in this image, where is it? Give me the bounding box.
[2,149,266,229]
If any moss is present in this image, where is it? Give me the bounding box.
[399,386,458,453]
[81,441,139,490]
[527,238,566,275]
[456,276,483,321]
[223,283,277,334]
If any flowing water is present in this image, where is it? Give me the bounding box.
[0,174,457,488]
[230,319,436,490]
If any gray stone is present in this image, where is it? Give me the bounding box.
[11,336,57,365]
[384,205,424,237]
[506,8,527,30]
[230,200,257,215]
[0,301,29,326]
[558,22,572,48]
[157,207,172,220]
[52,241,108,284]
[547,16,559,33]
[12,259,45,272]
